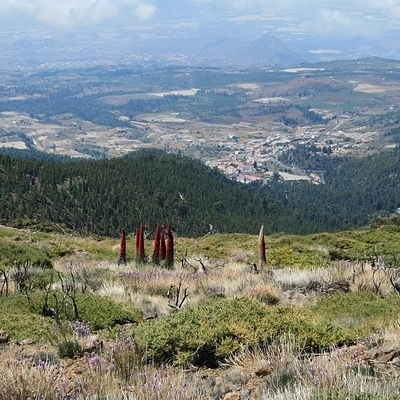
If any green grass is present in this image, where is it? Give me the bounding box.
[0,295,53,342]
[3,217,400,268]
[0,290,143,342]
[310,292,400,336]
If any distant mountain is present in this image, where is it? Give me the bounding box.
[129,32,306,67]
[2,29,306,68]
[198,36,247,60]
[243,33,305,65]
[196,33,305,66]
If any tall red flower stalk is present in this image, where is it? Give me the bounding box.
[118,227,126,264]
[160,228,166,261]
[136,224,145,263]
[165,223,174,269]
[152,223,161,265]
[135,226,140,256]
[258,225,266,272]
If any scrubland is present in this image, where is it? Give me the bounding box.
[1,222,400,399]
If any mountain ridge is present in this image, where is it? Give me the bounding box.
[2,146,400,238]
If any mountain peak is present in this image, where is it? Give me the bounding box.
[244,32,304,65]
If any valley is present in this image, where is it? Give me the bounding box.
[1,57,400,183]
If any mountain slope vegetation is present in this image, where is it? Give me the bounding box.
[0,149,275,237]
[1,147,400,237]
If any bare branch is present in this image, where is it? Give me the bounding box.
[167,278,189,311]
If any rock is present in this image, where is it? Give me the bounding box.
[224,368,248,385]
[365,348,383,360]
[0,330,10,344]
[380,341,400,354]
[223,392,240,400]
[18,339,35,345]
[240,388,251,399]
[365,341,400,362]
[332,344,368,363]
[390,357,400,367]
[81,335,103,353]
[377,351,398,363]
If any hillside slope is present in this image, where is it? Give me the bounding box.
[0,149,276,237]
[2,147,400,237]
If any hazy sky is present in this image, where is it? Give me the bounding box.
[1,0,400,38]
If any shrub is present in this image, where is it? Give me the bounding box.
[0,294,53,341]
[57,339,82,358]
[68,293,143,330]
[133,297,353,367]
[22,278,142,330]
[309,291,400,336]
[0,241,52,268]
[0,289,142,342]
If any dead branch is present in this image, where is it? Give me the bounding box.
[167,280,189,311]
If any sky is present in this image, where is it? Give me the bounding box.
[1,0,400,38]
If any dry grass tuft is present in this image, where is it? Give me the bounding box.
[0,342,201,400]
[272,267,331,289]
[128,292,171,318]
[226,333,400,400]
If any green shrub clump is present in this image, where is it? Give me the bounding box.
[0,241,52,268]
[0,294,53,341]
[309,292,400,336]
[57,339,82,358]
[134,297,353,367]
[60,293,143,330]
[0,291,142,342]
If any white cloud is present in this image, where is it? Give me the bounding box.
[132,2,158,21]
[308,8,383,36]
[186,0,400,36]
[35,0,119,27]
[0,0,158,27]
[0,0,34,13]
[2,0,400,33]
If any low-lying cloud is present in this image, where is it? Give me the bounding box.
[0,0,158,27]
[1,0,400,34]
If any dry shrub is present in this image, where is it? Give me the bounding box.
[323,261,397,296]
[243,281,281,305]
[128,292,171,317]
[98,282,127,301]
[228,333,400,400]
[118,267,193,297]
[0,343,201,400]
[212,261,258,296]
[227,334,300,378]
[227,334,307,397]
[273,267,331,289]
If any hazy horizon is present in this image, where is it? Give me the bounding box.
[0,1,399,34]
[1,1,400,66]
